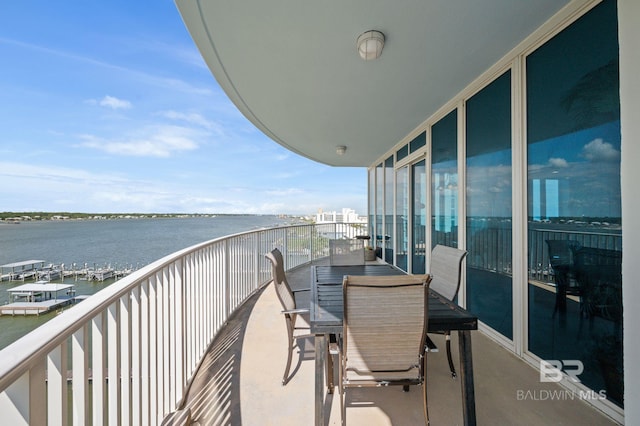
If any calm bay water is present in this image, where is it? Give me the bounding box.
[0,215,296,350]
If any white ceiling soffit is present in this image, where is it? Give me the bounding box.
[176,0,569,167]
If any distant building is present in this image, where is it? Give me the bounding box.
[315,208,366,224]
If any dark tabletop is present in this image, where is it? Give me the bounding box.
[310,264,478,334]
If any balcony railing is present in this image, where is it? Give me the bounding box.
[0,222,366,425]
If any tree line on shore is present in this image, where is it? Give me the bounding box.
[0,212,226,221]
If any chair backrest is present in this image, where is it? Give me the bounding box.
[329,239,365,266]
[546,239,581,268]
[265,248,295,311]
[342,274,431,380]
[429,245,467,301]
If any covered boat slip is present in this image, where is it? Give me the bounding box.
[0,260,46,281]
[1,282,76,316]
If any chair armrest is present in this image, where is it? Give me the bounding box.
[282,308,309,315]
[425,335,439,353]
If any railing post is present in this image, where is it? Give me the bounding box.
[224,239,231,319]
[175,258,184,406]
[72,325,90,425]
[255,232,261,289]
[49,341,69,425]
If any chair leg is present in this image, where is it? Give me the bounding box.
[423,353,430,425]
[445,333,457,378]
[326,338,335,393]
[282,316,295,385]
[339,351,346,425]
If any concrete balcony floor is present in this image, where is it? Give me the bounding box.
[175,261,619,425]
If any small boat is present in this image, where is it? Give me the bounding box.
[88,268,114,281]
[37,264,62,281]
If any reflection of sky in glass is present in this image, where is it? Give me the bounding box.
[528,120,621,218]
[466,149,512,218]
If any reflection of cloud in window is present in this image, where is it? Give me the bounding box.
[581,138,620,162]
[548,158,568,168]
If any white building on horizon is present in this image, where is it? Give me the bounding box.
[314,208,366,224]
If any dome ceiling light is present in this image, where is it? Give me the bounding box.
[357,30,385,61]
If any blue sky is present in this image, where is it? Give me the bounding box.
[0,1,366,215]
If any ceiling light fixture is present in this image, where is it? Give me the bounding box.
[357,30,385,61]
[336,145,347,155]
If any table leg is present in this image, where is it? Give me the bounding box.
[458,330,476,426]
[315,333,327,426]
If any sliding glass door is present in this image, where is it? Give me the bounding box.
[465,70,513,339]
[526,0,622,407]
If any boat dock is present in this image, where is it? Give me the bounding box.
[0,260,46,282]
[1,260,137,282]
[1,282,79,316]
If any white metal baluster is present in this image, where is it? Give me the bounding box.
[131,286,141,426]
[175,258,184,403]
[119,293,131,425]
[162,266,171,417]
[71,325,89,425]
[141,280,150,426]
[168,263,177,408]
[92,312,106,426]
[149,276,158,426]
[107,302,119,426]
[48,343,68,426]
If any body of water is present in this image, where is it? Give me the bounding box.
[0,215,297,349]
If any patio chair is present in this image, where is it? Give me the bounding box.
[428,244,467,378]
[329,239,365,265]
[265,248,312,385]
[546,239,582,316]
[339,274,432,425]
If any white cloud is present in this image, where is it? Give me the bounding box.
[78,125,200,157]
[99,95,132,110]
[548,157,568,168]
[581,138,620,162]
[159,110,216,129]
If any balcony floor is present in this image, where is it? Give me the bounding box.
[175,260,619,425]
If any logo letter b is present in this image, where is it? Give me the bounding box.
[540,360,563,382]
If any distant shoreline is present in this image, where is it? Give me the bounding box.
[0,212,293,223]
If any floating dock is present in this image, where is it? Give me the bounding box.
[1,282,79,316]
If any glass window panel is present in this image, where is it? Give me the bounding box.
[383,156,394,262]
[396,144,409,161]
[432,109,458,249]
[526,0,622,407]
[410,131,426,153]
[466,70,513,339]
[375,163,384,258]
[396,167,409,271]
[412,160,427,273]
[368,168,375,247]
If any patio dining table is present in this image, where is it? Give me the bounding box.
[311,263,478,426]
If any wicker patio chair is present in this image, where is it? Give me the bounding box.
[339,274,432,425]
[265,248,312,385]
[428,244,467,378]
